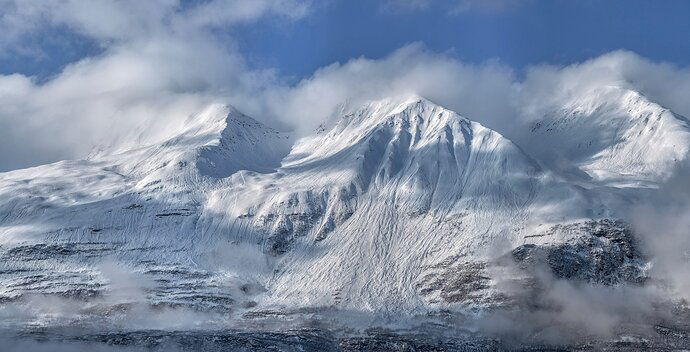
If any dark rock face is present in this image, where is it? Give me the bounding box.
[416,219,648,306]
[510,219,647,285]
[416,260,496,304]
[9,328,503,352]
[4,242,118,261]
[10,324,690,351]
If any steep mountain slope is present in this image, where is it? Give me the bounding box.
[524,86,690,187]
[0,94,670,318]
[0,104,291,309]
[199,96,594,312]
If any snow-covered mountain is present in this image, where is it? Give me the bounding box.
[0,104,291,309]
[209,96,593,312]
[0,92,687,316]
[524,86,690,187]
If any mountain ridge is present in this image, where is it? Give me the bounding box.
[0,92,685,315]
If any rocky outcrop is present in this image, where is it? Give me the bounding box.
[509,219,647,285]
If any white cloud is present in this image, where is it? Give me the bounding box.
[630,162,690,301]
[380,0,434,12]
[381,0,529,14]
[247,47,690,145]
[451,0,531,14]
[1,1,690,172]
[0,0,309,170]
[0,0,312,46]
[518,50,690,120]
[184,0,313,27]
[249,43,517,134]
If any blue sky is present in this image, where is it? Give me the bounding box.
[4,0,690,81]
[2,0,690,171]
[237,0,690,79]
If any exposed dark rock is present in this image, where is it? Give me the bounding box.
[416,219,648,306]
[509,219,647,285]
[155,209,194,217]
[4,242,117,261]
[416,261,493,304]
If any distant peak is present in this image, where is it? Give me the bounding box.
[553,85,673,119]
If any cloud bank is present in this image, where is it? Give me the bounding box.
[1,0,690,176]
[0,0,309,170]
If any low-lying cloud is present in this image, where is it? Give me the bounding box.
[629,162,690,302]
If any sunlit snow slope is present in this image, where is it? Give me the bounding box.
[0,93,687,315]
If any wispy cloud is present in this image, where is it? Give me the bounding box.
[380,0,433,12]
[381,0,530,14]
[451,0,531,14]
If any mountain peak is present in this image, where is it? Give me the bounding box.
[334,95,466,130]
[365,93,430,108]
[525,85,690,186]
[178,103,265,143]
[356,94,440,115]
[283,93,537,196]
[100,104,292,181]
